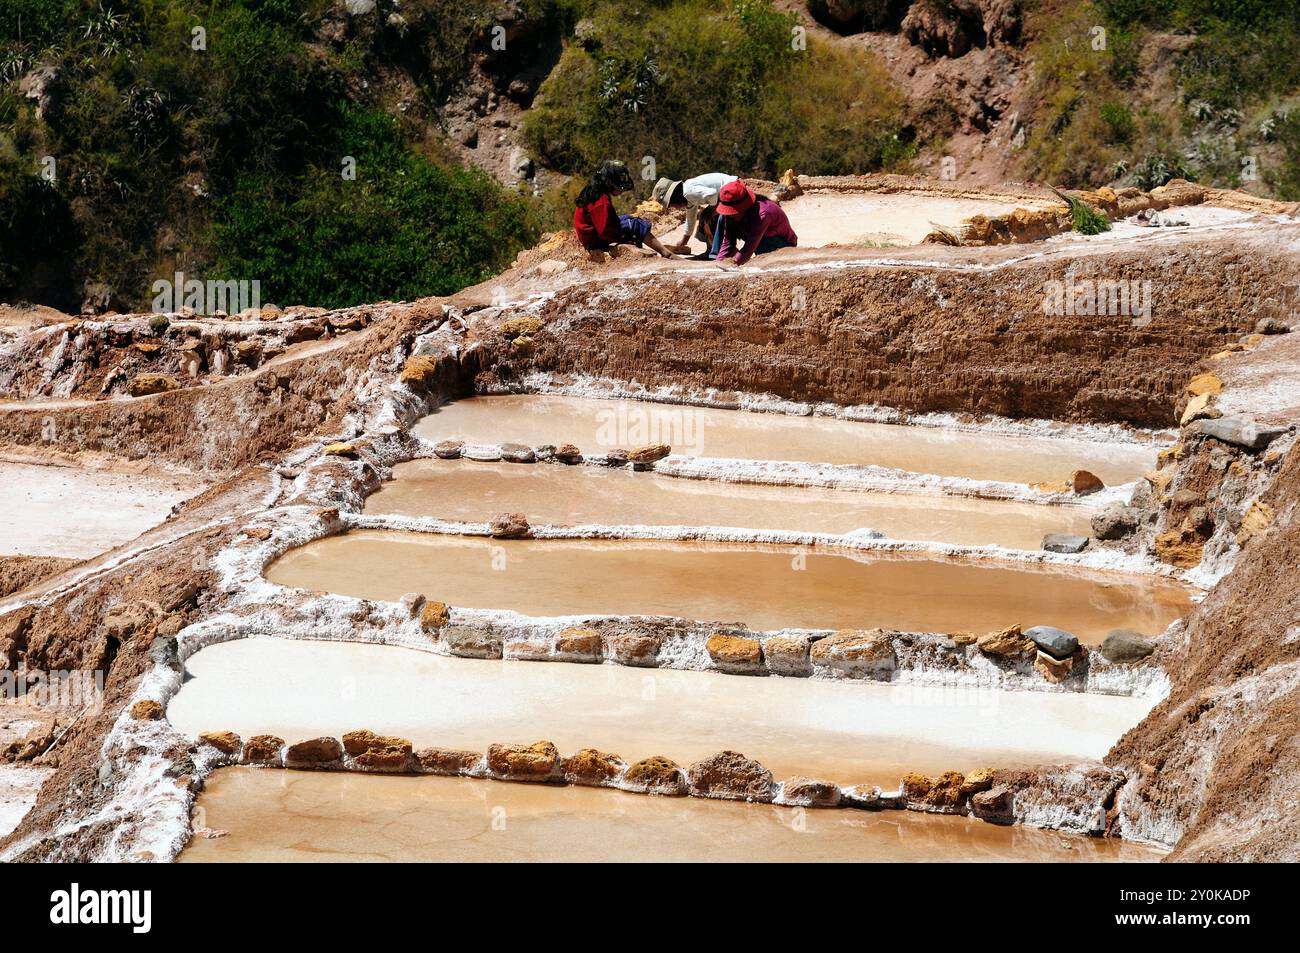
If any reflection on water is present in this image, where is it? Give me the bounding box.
[267,532,1191,643]
[369,459,1096,550]
[414,395,1157,485]
[181,768,1164,863]
[168,639,1158,784]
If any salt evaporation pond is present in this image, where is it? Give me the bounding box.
[368,459,1096,550]
[181,768,1163,863]
[266,532,1191,643]
[414,395,1158,486]
[169,639,1157,785]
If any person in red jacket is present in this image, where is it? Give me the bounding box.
[713,179,798,266]
[573,160,675,258]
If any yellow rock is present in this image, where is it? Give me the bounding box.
[976,625,1035,657]
[1145,467,1175,496]
[198,730,242,755]
[500,315,542,338]
[1154,529,1204,568]
[322,442,358,457]
[1186,372,1223,397]
[1180,392,1217,425]
[127,373,181,397]
[130,699,164,720]
[1236,500,1275,546]
[959,768,995,796]
[1070,469,1105,494]
[420,600,450,633]
[1156,444,1183,467]
[705,633,762,667]
[399,354,438,387]
[1030,479,1071,494]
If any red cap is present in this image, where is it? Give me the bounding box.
[716,180,755,216]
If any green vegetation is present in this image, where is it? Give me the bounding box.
[524,0,914,182]
[0,0,546,309]
[1022,0,1300,195]
[1050,187,1112,235]
[212,107,536,309]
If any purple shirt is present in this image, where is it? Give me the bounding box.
[717,198,798,264]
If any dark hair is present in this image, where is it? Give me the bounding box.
[576,160,635,207]
[669,182,685,206]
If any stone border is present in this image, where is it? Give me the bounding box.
[188,728,1137,840]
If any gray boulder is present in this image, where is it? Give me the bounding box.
[1091,504,1139,540]
[500,442,536,463]
[1024,625,1079,660]
[1191,416,1289,451]
[1100,629,1155,663]
[1042,533,1089,554]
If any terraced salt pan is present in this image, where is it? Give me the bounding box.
[0,460,205,558]
[369,459,1095,549]
[266,532,1190,642]
[414,395,1156,486]
[0,765,51,838]
[777,191,1032,248]
[170,639,1156,784]
[180,768,1162,863]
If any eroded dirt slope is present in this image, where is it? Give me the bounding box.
[1109,441,1300,861]
[496,227,1298,428]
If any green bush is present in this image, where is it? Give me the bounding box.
[524,0,911,181]
[1022,0,1300,191]
[0,0,558,308]
[1100,101,1136,143]
[210,107,539,308]
[1264,112,1300,200]
[1131,152,1192,190]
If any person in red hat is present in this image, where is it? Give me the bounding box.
[713,180,798,266]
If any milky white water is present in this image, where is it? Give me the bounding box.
[180,768,1162,862]
[169,639,1157,784]
[778,191,1031,247]
[414,395,1156,485]
[0,460,203,558]
[368,459,1095,549]
[267,532,1190,642]
[0,765,51,838]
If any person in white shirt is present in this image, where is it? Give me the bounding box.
[652,172,739,257]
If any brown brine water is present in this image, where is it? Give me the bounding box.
[168,639,1156,784]
[368,459,1096,550]
[266,532,1191,642]
[180,768,1163,863]
[414,395,1158,485]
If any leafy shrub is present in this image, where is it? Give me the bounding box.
[1051,187,1112,235]
[1131,151,1192,190]
[524,0,911,181]
[1100,101,1135,143]
[211,107,539,308]
[1264,111,1300,200]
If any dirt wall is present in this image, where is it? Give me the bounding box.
[505,231,1296,428]
[1108,440,1300,860]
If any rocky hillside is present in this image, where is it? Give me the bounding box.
[3,0,1298,314]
